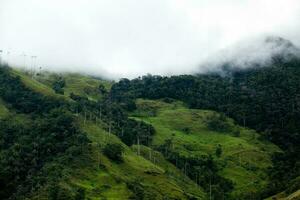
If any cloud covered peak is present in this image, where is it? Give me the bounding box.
[200,35,300,74]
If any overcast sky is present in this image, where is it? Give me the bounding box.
[1,0,300,78]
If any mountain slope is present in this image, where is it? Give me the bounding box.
[0,66,206,200]
[131,99,280,199]
[1,47,299,200]
[110,46,300,197]
[35,72,112,101]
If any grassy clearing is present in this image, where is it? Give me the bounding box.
[62,73,112,101]
[11,69,67,100]
[131,99,280,198]
[11,69,112,101]
[35,71,112,101]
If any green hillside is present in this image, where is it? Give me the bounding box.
[110,57,300,197]
[11,69,66,99]
[28,118,205,200]
[0,68,206,200]
[131,99,280,199]
[11,69,112,102]
[76,120,205,200]
[62,73,112,101]
[35,71,112,101]
[0,65,296,200]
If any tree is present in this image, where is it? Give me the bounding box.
[103,143,124,162]
[75,188,85,200]
[98,84,107,94]
[215,144,222,158]
[52,76,65,94]
[207,113,231,132]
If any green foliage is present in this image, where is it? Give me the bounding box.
[69,92,155,146]
[52,76,66,94]
[2,57,299,199]
[48,184,74,200]
[126,179,145,200]
[0,109,89,199]
[158,140,233,199]
[0,64,89,199]
[81,121,205,200]
[207,113,232,132]
[103,143,124,162]
[132,99,279,199]
[215,144,222,157]
[75,188,86,200]
[0,65,206,199]
[233,129,240,137]
[98,83,107,95]
[0,65,64,114]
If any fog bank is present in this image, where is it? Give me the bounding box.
[1,0,300,79]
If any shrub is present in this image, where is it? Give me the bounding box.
[207,113,231,132]
[233,129,241,137]
[103,143,124,162]
[215,144,222,157]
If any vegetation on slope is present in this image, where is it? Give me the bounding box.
[67,120,206,200]
[110,57,300,196]
[11,69,66,100]
[0,64,91,199]
[0,98,9,119]
[0,65,206,199]
[131,99,279,199]
[2,55,299,199]
[35,72,112,101]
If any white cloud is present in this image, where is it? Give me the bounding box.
[1,0,300,78]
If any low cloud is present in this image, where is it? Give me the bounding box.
[199,35,300,74]
[1,0,300,79]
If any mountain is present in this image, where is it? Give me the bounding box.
[0,66,282,200]
[1,37,300,199]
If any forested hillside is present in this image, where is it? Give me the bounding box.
[131,99,279,199]
[0,64,205,200]
[110,56,300,198]
[0,52,300,199]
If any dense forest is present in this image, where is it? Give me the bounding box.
[0,64,90,199]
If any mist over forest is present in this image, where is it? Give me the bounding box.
[1,0,300,78]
